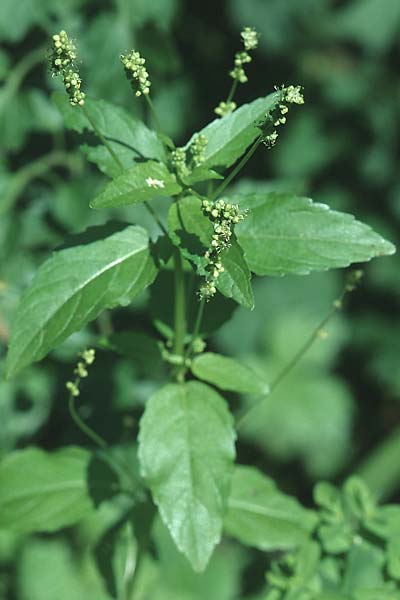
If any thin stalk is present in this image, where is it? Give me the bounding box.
[189,298,205,351]
[237,286,349,430]
[210,136,262,202]
[81,105,124,169]
[0,45,47,113]
[68,387,108,450]
[144,94,162,137]
[172,249,187,381]
[226,79,238,104]
[81,104,168,236]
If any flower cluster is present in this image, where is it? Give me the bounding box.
[189,134,208,167]
[120,50,151,97]
[170,147,189,179]
[65,348,95,397]
[230,50,252,83]
[199,198,246,300]
[214,101,237,117]
[241,27,259,51]
[258,84,305,148]
[50,30,85,106]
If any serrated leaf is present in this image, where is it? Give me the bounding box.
[234,192,395,276]
[185,92,281,169]
[53,92,166,176]
[191,353,268,395]
[90,161,181,209]
[138,381,236,572]
[0,447,97,533]
[168,196,253,307]
[6,225,156,377]
[224,466,317,551]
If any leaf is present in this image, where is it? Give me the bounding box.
[0,447,97,533]
[90,161,181,209]
[181,167,224,186]
[138,381,236,571]
[224,466,317,551]
[53,92,166,176]
[168,196,253,307]
[185,92,281,169]
[191,352,269,395]
[5,225,157,377]
[234,192,395,276]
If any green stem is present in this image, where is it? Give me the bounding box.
[81,105,124,169]
[144,94,162,137]
[210,136,262,202]
[188,298,205,356]
[356,427,400,501]
[236,286,349,430]
[226,79,238,104]
[81,104,169,236]
[172,249,187,381]
[68,388,108,450]
[0,151,81,216]
[0,45,47,114]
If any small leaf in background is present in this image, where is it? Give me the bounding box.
[191,352,268,395]
[0,447,98,533]
[342,541,385,592]
[234,192,395,276]
[224,466,317,551]
[5,224,157,377]
[90,161,181,209]
[138,381,236,571]
[53,93,166,175]
[185,92,280,169]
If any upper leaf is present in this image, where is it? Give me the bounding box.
[0,447,97,532]
[168,195,254,308]
[53,92,166,176]
[234,192,395,276]
[5,224,157,377]
[185,91,280,169]
[90,161,182,209]
[191,352,269,395]
[138,381,236,572]
[224,466,317,551]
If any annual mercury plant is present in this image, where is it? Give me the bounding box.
[1,24,396,598]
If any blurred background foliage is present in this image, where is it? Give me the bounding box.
[0,0,399,597]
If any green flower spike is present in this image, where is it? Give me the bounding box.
[50,30,85,107]
[120,50,151,97]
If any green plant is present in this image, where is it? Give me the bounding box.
[0,25,397,600]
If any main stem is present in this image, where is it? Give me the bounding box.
[172,249,187,381]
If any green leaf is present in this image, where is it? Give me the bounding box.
[234,192,396,276]
[0,447,97,533]
[224,466,317,551]
[185,92,280,169]
[138,381,236,571]
[191,353,269,395]
[6,224,157,377]
[53,92,166,176]
[168,196,253,308]
[181,167,224,186]
[90,161,181,209]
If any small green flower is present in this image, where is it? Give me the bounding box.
[170,147,190,179]
[189,134,208,167]
[50,30,85,107]
[214,101,237,117]
[241,27,259,51]
[120,50,151,97]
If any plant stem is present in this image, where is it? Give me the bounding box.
[186,297,205,360]
[172,249,187,381]
[210,136,262,202]
[68,388,108,450]
[0,45,47,114]
[81,104,169,236]
[226,79,238,104]
[81,105,124,169]
[144,94,163,138]
[236,285,349,430]
[356,427,400,501]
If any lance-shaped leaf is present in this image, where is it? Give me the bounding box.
[184,91,281,169]
[224,466,318,551]
[168,196,254,308]
[5,225,157,377]
[0,447,102,532]
[191,353,269,395]
[90,161,181,209]
[53,92,166,176]
[234,192,395,276]
[138,381,236,572]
